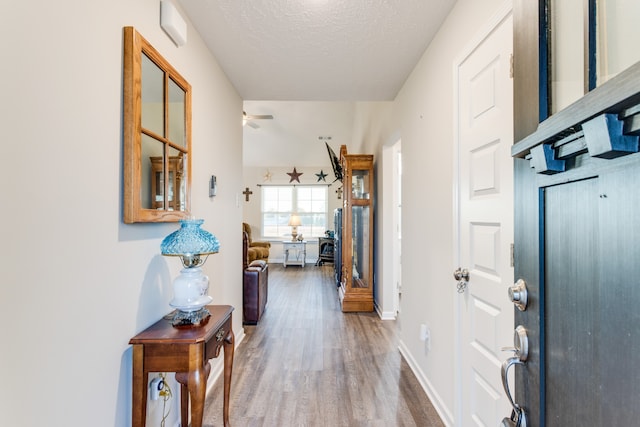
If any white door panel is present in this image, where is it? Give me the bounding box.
[455,6,513,426]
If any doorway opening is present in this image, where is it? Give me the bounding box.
[381,139,402,318]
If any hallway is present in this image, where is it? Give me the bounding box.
[204,264,444,426]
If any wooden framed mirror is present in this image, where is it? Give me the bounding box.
[123,26,191,223]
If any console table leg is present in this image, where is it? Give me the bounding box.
[179,382,188,427]
[131,345,147,427]
[186,366,207,427]
[223,329,235,427]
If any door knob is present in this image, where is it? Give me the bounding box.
[508,279,528,311]
[453,267,470,293]
[453,267,470,281]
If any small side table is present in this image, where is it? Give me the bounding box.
[129,305,234,427]
[283,240,306,267]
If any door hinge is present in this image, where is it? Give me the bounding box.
[509,53,514,79]
[510,243,515,267]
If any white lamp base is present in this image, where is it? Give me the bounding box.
[169,267,213,313]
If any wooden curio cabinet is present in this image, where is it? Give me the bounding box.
[339,145,374,312]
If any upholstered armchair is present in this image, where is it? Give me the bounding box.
[242,222,270,263]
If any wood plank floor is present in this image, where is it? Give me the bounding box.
[203,264,444,427]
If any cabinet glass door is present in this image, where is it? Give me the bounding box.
[351,205,370,289]
[351,169,371,200]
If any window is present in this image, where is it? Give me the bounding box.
[262,186,328,238]
[543,0,640,117]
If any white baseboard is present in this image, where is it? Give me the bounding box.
[398,339,454,426]
[374,302,397,320]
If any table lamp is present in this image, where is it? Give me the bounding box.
[161,218,220,326]
[288,214,302,241]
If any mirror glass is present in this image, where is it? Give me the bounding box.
[141,53,164,136]
[123,27,191,223]
[168,77,186,147]
[142,134,163,210]
[166,146,186,212]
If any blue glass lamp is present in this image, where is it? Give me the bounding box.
[161,218,220,326]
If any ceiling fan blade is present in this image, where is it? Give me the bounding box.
[245,114,273,120]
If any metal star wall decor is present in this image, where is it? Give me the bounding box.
[287,167,303,183]
[315,170,328,182]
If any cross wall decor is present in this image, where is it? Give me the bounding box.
[242,187,253,201]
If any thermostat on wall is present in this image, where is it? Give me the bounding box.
[209,175,217,197]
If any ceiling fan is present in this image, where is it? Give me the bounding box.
[243,111,273,129]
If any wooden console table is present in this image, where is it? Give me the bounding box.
[129,305,234,427]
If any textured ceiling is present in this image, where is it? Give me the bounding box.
[176,0,456,167]
[178,0,456,101]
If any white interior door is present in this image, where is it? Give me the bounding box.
[394,142,402,315]
[454,7,514,426]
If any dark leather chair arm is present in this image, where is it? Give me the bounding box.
[243,262,268,324]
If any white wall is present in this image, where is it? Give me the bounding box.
[349,102,397,317]
[397,1,507,422]
[0,1,243,426]
[348,0,507,423]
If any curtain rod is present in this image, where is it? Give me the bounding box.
[256,182,339,187]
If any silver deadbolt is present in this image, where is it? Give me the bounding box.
[508,279,528,311]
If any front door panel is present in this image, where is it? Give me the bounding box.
[544,177,600,426]
[515,149,640,426]
[597,168,640,425]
